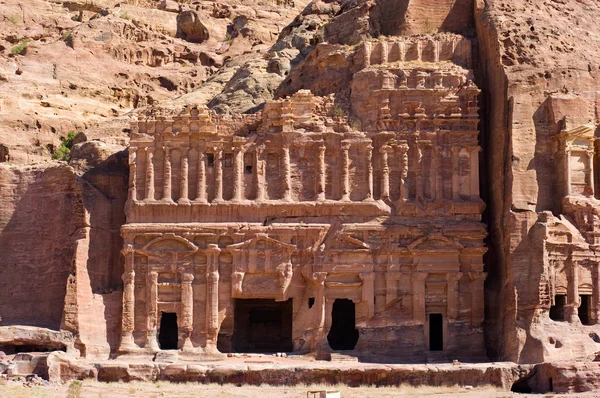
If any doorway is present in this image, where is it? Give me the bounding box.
[158,312,178,350]
[233,299,293,353]
[429,313,443,351]
[327,299,359,350]
[550,295,566,321]
[579,295,592,325]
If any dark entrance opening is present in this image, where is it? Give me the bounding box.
[550,294,566,321]
[429,313,443,351]
[233,299,293,353]
[579,295,592,325]
[158,312,178,350]
[327,299,359,350]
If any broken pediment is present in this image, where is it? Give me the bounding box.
[328,234,371,252]
[227,233,296,253]
[407,235,463,253]
[138,234,198,257]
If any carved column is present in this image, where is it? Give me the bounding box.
[283,144,292,201]
[469,272,487,325]
[451,147,460,200]
[205,244,221,347]
[366,143,374,201]
[385,273,400,305]
[563,142,572,197]
[341,142,351,201]
[146,271,160,352]
[195,151,207,202]
[434,146,443,200]
[412,272,428,324]
[399,142,409,202]
[360,272,375,319]
[145,147,155,201]
[232,146,244,202]
[469,146,481,200]
[415,142,425,200]
[180,272,194,350]
[380,145,392,199]
[446,272,462,321]
[587,148,595,197]
[162,147,173,203]
[214,149,223,203]
[119,244,136,352]
[129,148,137,202]
[594,262,600,325]
[317,143,327,201]
[566,250,579,322]
[179,148,190,204]
[312,272,327,350]
[256,146,266,202]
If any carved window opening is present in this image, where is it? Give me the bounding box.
[308,297,315,308]
[158,312,178,350]
[223,153,233,168]
[207,153,215,168]
[550,295,566,321]
[0,343,67,355]
[244,152,254,174]
[327,299,359,351]
[233,299,293,353]
[429,313,443,351]
[579,294,592,325]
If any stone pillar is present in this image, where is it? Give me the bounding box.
[594,262,600,325]
[446,272,462,321]
[145,147,155,201]
[283,144,292,201]
[380,145,392,199]
[587,148,595,197]
[256,146,266,202]
[312,272,327,350]
[180,272,194,350]
[412,272,428,324]
[129,148,137,202]
[195,151,207,203]
[205,244,221,347]
[451,147,460,200]
[146,271,160,352]
[433,146,442,200]
[341,142,351,201]
[179,148,190,204]
[563,142,572,197]
[118,244,136,352]
[317,143,326,201]
[162,147,173,203]
[470,146,481,200]
[385,273,400,305]
[566,250,580,322]
[399,143,409,202]
[469,272,487,325]
[214,149,224,203]
[232,146,244,202]
[360,272,375,319]
[415,142,424,200]
[365,143,374,201]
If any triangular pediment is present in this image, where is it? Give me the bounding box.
[408,235,463,252]
[329,234,371,251]
[227,233,295,252]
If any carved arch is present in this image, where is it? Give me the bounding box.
[138,233,198,256]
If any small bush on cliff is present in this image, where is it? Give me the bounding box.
[11,39,29,56]
[52,131,77,161]
[67,380,82,398]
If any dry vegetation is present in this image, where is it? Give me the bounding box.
[0,380,514,398]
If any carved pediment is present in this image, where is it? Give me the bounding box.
[329,234,371,251]
[227,233,295,252]
[408,235,463,253]
[139,233,198,257]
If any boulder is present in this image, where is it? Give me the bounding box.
[176,10,210,43]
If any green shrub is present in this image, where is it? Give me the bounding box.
[11,39,30,56]
[52,131,77,161]
[67,380,82,398]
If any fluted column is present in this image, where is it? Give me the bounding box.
[380,145,392,199]
[214,149,223,203]
[195,151,207,203]
[412,272,428,324]
[365,143,374,201]
[451,147,460,200]
[118,244,136,352]
[129,148,137,202]
[446,272,462,320]
[317,142,326,201]
[399,142,409,202]
[341,142,351,201]
[256,146,266,202]
[206,244,221,347]
[162,147,173,203]
[145,147,155,201]
[232,146,244,202]
[470,146,481,200]
[179,148,190,204]
[180,272,194,350]
[146,271,160,352]
[283,144,292,201]
[360,272,375,319]
[469,272,487,325]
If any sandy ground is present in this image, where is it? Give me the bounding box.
[0,381,517,398]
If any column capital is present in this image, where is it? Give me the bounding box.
[468,271,487,281]
[413,271,429,281]
[341,141,352,151]
[447,272,463,283]
[145,146,155,153]
[121,244,134,256]
[380,144,394,154]
[312,272,327,285]
[181,273,194,283]
[206,243,221,254]
[360,272,375,281]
